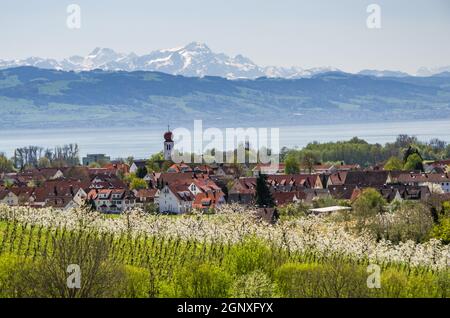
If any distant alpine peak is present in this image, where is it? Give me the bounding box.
[1,42,446,79]
[183,41,211,52]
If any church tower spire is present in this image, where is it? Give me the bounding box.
[164,126,174,161]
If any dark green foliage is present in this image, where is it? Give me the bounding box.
[284,154,299,174]
[136,166,148,179]
[255,174,275,208]
[283,135,446,168]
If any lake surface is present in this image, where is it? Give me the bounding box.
[1,119,450,159]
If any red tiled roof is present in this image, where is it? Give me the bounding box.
[192,191,224,209]
[396,172,450,184]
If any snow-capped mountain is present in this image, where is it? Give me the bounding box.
[416,66,450,77]
[0,42,338,79]
[358,69,410,77]
[1,43,447,79]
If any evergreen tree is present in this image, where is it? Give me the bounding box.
[136,166,148,179]
[403,146,423,163]
[404,153,424,172]
[255,174,275,208]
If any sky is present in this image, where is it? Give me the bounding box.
[1,0,449,73]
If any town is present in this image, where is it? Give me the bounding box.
[1,129,450,220]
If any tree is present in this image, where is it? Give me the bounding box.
[403,146,423,163]
[384,156,403,171]
[404,153,424,171]
[392,201,434,243]
[284,154,300,174]
[12,144,80,169]
[431,216,450,244]
[0,154,14,173]
[428,138,447,153]
[136,166,148,179]
[255,174,274,208]
[395,135,418,149]
[144,202,159,214]
[66,166,90,180]
[89,162,101,168]
[14,229,125,297]
[445,145,450,159]
[352,188,386,230]
[37,157,51,168]
[147,152,165,173]
[130,178,148,190]
[300,151,318,174]
[278,203,309,219]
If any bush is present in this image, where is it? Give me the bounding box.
[16,230,125,298]
[275,263,323,297]
[225,238,274,276]
[231,270,275,298]
[372,201,434,243]
[173,263,231,298]
[405,272,442,298]
[275,262,370,298]
[119,266,151,298]
[278,203,308,219]
[431,216,450,244]
[352,188,386,231]
[0,253,34,297]
[375,269,408,298]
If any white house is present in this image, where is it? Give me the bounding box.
[156,184,194,214]
[0,190,19,206]
[130,160,148,174]
[396,173,450,194]
[90,189,136,214]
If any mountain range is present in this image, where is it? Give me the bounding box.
[1,66,450,129]
[1,42,448,79]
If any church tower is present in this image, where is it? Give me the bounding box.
[164,127,174,161]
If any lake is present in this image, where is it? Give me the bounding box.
[1,119,450,159]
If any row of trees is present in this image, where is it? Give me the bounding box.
[281,135,450,170]
[1,144,81,171]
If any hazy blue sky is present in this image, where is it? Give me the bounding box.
[1,0,449,73]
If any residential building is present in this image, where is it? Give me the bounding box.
[157,183,194,214]
[82,154,111,166]
[392,172,450,193]
[130,160,148,174]
[89,189,136,214]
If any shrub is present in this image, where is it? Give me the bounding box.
[405,272,441,298]
[431,216,450,244]
[225,238,274,276]
[372,201,434,243]
[16,230,125,298]
[275,262,370,298]
[173,263,231,298]
[275,263,323,297]
[375,268,408,298]
[119,266,151,298]
[278,203,308,219]
[352,188,386,231]
[0,253,34,297]
[231,270,275,298]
